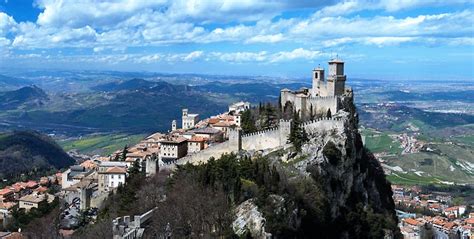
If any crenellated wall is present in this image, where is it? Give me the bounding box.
[160,117,345,169]
[302,117,345,134]
[241,127,280,151]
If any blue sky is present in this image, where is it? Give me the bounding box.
[0,0,473,80]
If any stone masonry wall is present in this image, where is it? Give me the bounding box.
[162,118,344,169]
[306,96,339,117]
[176,141,234,165]
[302,117,345,134]
[241,127,280,151]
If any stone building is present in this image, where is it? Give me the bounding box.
[159,136,188,162]
[229,101,250,113]
[190,127,224,142]
[280,58,351,119]
[61,165,93,189]
[182,109,199,130]
[97,161,128,193]
[18,193,54,211]
[187,136,206,153]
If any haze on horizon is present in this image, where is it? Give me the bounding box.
[0,0,473,80]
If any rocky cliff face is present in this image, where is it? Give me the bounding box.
[235,98,400,238]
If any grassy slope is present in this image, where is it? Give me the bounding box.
[384,142,474,185]
[59,133,146,156]
[362,125,474,185]
[361,129,402,155]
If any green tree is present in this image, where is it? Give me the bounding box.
[288,111,309,152]
[452,197,465,206]
[241,109,257,133]
[119,146,128,161]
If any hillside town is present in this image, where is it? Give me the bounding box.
[394,184,473,239]
[0,100,252,237]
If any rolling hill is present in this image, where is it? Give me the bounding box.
[0,131,75,180]
[0,85,48,110]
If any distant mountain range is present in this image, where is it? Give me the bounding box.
[0,80,229,135]
[0,131,74,180]
[0,74,33,88]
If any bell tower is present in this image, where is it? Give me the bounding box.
[171,120,177,131]
[312,65,325,97]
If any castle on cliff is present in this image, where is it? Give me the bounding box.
[280,58,352,119]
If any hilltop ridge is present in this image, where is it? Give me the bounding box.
[0,131,74,180]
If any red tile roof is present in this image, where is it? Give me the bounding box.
[443,222,456,230]
[213,121,233,127]
[0,188,13,196]
[188,136,206,142]
[208,118,219,124]
[105,166,127,174]
[34,186,48,193]
[404,218,420,226]
[444,206,458,212]
[25,181,38,188]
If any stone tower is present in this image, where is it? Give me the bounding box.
[279,119,292,145]
[326,58,346,96]
[171,120,177,131]
[228,127,242,152]
[145,154,157,177]
[312,65,325,97]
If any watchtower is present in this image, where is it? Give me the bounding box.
[279,119,292,145]
[327,58,346,96]
[312,65,325,97]
[145,154,157,177]
[228,127,242,152]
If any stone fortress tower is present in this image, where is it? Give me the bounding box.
[281,58,351,119]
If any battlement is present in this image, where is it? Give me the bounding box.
[303,117,345,134]
[300,117,344,126]
[242,127,279,138]
[308,95,339,100]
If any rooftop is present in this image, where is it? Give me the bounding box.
[191,127,222,134]
[80,160,97,169]
[188,136,207,142]
[105,166,127,174]
[213,121,234,127]
[145,132,165,140]
[98,161,128,167]
[19,193,53,204]
[0,201,16,210]
[404,218,419,226]
[329,58,344,63]
[160,136,188,144]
